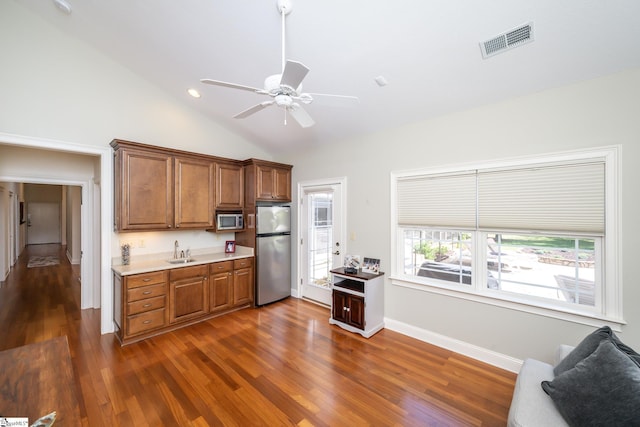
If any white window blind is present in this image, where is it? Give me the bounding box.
[396,172,476,228]
[477,162,605,234]
[396,161,605,235]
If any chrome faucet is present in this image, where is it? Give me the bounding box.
[174,240,179,259]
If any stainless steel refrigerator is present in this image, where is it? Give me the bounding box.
[255,205,291,306]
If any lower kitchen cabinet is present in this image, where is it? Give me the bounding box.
[329,267,384,338]
[169,265,209,323]
[113,270,169,343]
[114,256,254,345]
[209,261,233,313]
[233,258,254,306]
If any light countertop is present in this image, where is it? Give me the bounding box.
[112,245,254,276]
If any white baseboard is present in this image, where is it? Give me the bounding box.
[66,250,80,265]
[384,318,523,373]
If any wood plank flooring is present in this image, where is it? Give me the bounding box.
[0,244,516,426]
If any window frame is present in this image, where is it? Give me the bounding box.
[390,146,624,328]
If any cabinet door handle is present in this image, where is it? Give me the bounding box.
[143,320,152,324]
[143,278,151,282]
[143,303,152,308]
[142,290,152,295]
[168,225,172,228]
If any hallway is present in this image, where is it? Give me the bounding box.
[0,244,83,350]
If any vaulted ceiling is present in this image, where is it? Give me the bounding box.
[15,0,640,152]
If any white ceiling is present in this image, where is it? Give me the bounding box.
[15,0,640,153]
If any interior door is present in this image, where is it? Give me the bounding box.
[27,202,61,245]
[299,180,345,306]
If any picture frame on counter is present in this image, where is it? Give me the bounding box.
[362,257,380,274]
[225,240,236,253]
[344,255,361,270]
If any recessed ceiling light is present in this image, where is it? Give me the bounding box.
[187,88,201,98]
[53,0,72,15]
[374,75,388,87]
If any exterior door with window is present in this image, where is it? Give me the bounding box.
[299,180,345,306]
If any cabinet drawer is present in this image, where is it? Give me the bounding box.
[127,283,166,302]
[127,308,166,335]
[210,260,233,274]
[170,264,208,282]
[127,295,166,315]
[127,271,168,289]
[234,257,253,269]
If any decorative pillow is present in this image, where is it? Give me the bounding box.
[554,326,640,375]
[542,339,640,426]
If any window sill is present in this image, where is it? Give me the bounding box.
[390,275,626,331]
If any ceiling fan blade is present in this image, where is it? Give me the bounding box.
[288,103,315,128]
[306,93,360,108]
[234,101,274,119]
[201,79,263,93]
[280,60,309,90]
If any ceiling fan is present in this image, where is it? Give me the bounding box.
[200,0,359,128]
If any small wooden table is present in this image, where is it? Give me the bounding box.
[0,336,82,425]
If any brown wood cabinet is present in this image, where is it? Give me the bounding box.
[215,162,244,210]
[175,157,214,229]
[113,270,169,342]
[233,257,254,306]
[114,256,254,345]
[332,290,365,330]
[111,140,291,232]
[169,265,209,323]
[209,260,233,313]
[244,159,293,204]
[111,140,216,231]
[113,147,173,230]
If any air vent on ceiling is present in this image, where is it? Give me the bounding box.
[480,22,534,59]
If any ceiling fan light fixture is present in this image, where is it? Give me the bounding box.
[275,94,293,107]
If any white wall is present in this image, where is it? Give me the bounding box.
[0,185,9,280]
[280,68,640,366]
[0,2,269,162]
[66,186,82,264]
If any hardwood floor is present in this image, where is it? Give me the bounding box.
[0,244,516,426]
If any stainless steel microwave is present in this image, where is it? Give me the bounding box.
[216,212,244,231]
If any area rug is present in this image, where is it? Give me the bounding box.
[27,256,60,268]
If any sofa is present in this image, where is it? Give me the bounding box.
[507,326,640,427]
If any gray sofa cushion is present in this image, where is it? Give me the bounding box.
[542,339,640,426]
[507,358,569,427]
[554,326,640,376]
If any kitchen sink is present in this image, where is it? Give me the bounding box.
[167,258,196,264]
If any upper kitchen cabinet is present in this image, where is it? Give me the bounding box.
[112,142,173,230]
[215,162,244,210]
[174,156,214,229]
[111,140,214,231]
[244,159,293,203]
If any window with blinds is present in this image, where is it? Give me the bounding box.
[392,146,621,324]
